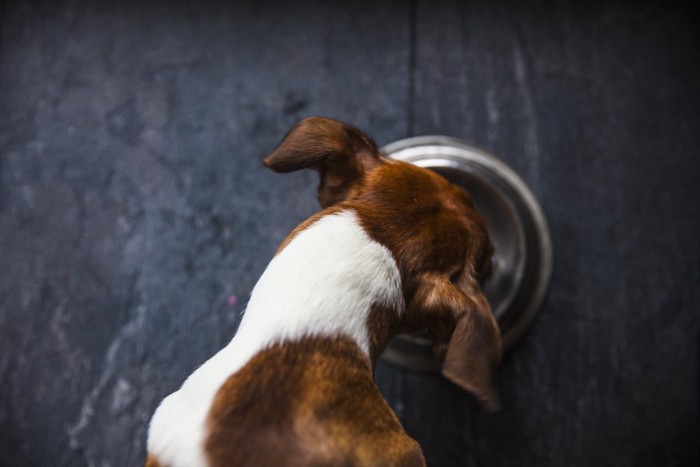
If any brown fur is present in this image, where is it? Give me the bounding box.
[145,454,163,467]
[337,162,501,409]
[264,117,382,208]
[366,302,403,366]
[205,336,425,467]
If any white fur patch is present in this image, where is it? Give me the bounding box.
[147,209,404,467]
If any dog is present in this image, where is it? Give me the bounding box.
[146,117,501,467]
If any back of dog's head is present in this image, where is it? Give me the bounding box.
[266,117,502,411]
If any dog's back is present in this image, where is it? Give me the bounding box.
[205,336,424,467]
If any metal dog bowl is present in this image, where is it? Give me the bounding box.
[380,136,553,371]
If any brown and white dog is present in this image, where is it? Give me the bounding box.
[146,117,501,467]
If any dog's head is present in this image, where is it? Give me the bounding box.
[264,117,502,410]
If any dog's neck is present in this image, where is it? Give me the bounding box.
[236,208,404,366]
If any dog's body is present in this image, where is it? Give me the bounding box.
[146,118,501,467]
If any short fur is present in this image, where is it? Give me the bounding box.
[147,117,501,467]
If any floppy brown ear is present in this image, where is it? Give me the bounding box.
[409,275,502,411]
[441,289,502,412]
[263,116,382,207]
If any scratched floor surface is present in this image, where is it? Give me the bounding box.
[1,1,698,466]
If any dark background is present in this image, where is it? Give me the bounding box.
[1,1,698,466]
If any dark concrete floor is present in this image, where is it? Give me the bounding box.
[1,1,698,466]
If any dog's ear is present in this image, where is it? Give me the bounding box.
[409,274,502,411]
[264,117,382,208]
[442,289,502,412]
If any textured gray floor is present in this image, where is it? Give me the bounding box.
[1,1,698,466]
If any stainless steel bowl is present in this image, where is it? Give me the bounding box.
[380,136,553,371]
